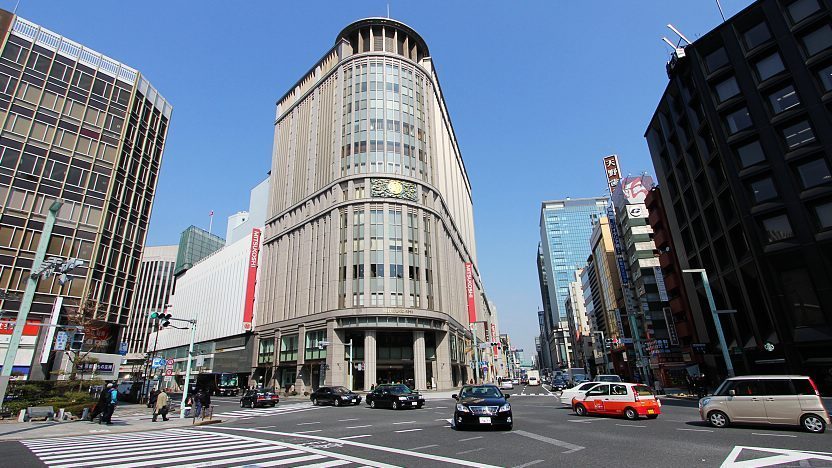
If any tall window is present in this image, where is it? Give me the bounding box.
[407,212,421,307]
[754,53,785,81]
[424,214,434,310]
[370,208,384,306]
[725,108,752,134]
[258,338,275,365]
[389,208,404,306]
[279,335,299,362]
[305,330,327,360]
[352,208,365,306]
[339,210,347,308]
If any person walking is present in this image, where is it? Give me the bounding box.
[101,383,118,425]
[89,384,110,424]
[193,388,205,418]
[152,388,170,422]
[199,389,211,418]
[147,388,160,409]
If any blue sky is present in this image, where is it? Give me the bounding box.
[5,0,753,356]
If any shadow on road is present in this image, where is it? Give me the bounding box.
[658,397,699,408]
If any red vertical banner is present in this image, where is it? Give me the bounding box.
[243,228,261,331]
[491,323,498,356]
[603,154,621,196]
[465,262,477,324]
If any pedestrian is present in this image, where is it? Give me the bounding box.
[101,383,118,425]
[695,374,708,400]
[153,388,170,422]
[147,388,160,409]
[199,389,211,418]
[193,388,205,418]
[654,379,664,395]
[685,374,694,395]
[89,384,110,423]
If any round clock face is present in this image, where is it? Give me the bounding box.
[388,180,404,195]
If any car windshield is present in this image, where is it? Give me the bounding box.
[258,388,274,394]
[578,382,599,391]
[386,385,412,395]
[460,386,502,399]
[332,386,350,394]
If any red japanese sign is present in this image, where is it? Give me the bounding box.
[0,319,41,336]
[603,154,621,196]
[465,262,476,324]
[243,229,261,331]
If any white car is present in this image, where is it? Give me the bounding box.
[500,380,514,390]
[559,381,601,406]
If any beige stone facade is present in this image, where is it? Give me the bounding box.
[252,19,493,393]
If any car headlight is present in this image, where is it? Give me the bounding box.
[456,404,470,412]
[499,403,511,412]
[398,396,408,400]
[700,397,711,407]
[341,395,351,400]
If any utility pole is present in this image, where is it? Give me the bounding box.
[471,323,480,384]
[180,319,197,419]
[0,200,63,409]
[344,339,354,391]
[683,269,736,378]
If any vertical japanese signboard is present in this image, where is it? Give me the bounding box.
[243,228,261,331]
[465,263,477,324]
[603,154,621,196]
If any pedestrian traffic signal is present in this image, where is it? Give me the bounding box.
[70,332,85,351]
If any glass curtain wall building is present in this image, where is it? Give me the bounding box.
[255,18,490,392]
[174,225,224,275]
[645,0,832,390]
[0,10,171,368]
[538,197,608,369]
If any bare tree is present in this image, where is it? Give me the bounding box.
[60,296,108,390]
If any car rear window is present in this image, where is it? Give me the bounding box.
[792,378,815,395]
[762,379,793,396]
[633,385,654,396]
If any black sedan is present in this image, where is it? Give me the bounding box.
[550,379,568,391]
[453,385,512,430]
[310,386,362,406]
[240,388,278,408]
[366,384,425,409]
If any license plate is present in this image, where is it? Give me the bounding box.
[411,402,418,406]
[479,417,492,424]
[647,409,655,414]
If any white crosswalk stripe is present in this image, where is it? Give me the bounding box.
[21,428,384,467]
[214,402,324,419]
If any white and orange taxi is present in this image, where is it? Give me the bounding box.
[572,382,661,420]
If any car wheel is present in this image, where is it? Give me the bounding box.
[311,398,318,406]
[270,403,276,408]
[504,424,513,431]
[393,401,401,410]
[624,407,639,420]
[455,423,465,431]
[801,414,826,434]
[370,400,376,409]
[240,401,245,408]
[708,410,729,428]
[575,404,588,417]
[416,404,423,409]
[334,398,341,407]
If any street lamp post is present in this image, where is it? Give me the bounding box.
[683,269,735,378]
[179,318,197,419]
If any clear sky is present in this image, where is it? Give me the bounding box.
[5,0,753,356]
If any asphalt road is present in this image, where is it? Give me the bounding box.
[5,385,832,467]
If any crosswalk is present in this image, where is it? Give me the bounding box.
[214,402,325,419]
[21,428,385,467]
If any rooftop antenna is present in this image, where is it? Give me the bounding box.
[12,0,20,14]
[387,3,390,18]
[667,24,692,45]
[716,0,726,22]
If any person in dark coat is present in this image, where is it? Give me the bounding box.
[89,384,111,423]
[147,389,160,409]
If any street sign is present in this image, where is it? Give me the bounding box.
[151,357,165,368]
[118,341,128,356]
[165,369,173,376]
[166,358,174,366]
[54,331,68,351]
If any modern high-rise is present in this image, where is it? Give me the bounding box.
[0,10,171,374]
[121,245,177,355]
[538,197,608,369]
[255,18,492,392]
[645,0,832,390]
[173,226,224,275]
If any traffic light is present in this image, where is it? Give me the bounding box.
[604,338,613,349]
[70,332,85,351]
[150,311,172,327]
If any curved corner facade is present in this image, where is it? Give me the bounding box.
[254,19,484,392]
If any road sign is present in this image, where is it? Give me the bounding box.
[165,369,173,376]
[166,358,174,366]
[151,357,165,369]
[54,331,68,351]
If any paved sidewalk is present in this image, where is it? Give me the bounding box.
[0,415,196,441]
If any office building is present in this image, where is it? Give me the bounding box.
[255,18,492,392]
[645,0,832,389]
[173,226,224,275]
[121,245,177,355]
[538,197,608,369]
[0,10,171,377]
[564,268,591,369]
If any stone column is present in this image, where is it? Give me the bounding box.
[295,325,307,394]
[325,320,346,387]
[413,331,427,391]
[435,330,453,390]
[364,330,377,390]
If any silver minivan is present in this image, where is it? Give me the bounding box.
[699,375,830,433]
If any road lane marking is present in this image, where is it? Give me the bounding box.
[458,436,483,442]
[208,427,502,468]
[298,422,321,426]
[751,432,798,438]
[433,406,448,409]
[567,420,592,423]
[510,430,584,454]
[615,424,646,428]
[457,447,486,455]
[677,428,712,432]
[345,425,372,429]
[395,428,422,433]
[512,460,545,468]
[393,421,416,425]
[435,418,448,421]
[296,430,323,434]
[337,418,359,422]
[410,445,438,450]
[340,435,372,440]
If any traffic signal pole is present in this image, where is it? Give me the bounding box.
[0,201,62,409]
[180,319,197,419]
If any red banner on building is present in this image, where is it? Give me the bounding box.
[243,228,261,331]
[603,154,621,196]
[465,262,476,324]
[0,319,41,336]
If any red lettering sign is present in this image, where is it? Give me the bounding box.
[243,229,261,330]
[0,319,41,336]
[465,263,476,324]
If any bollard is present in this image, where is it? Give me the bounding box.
[57,409,65,421]
[81,407,90,420]
[17,409,26,423]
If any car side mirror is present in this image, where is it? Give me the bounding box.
[728,389,736,397]
[505,394,510,399]
[452,394,458,400]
